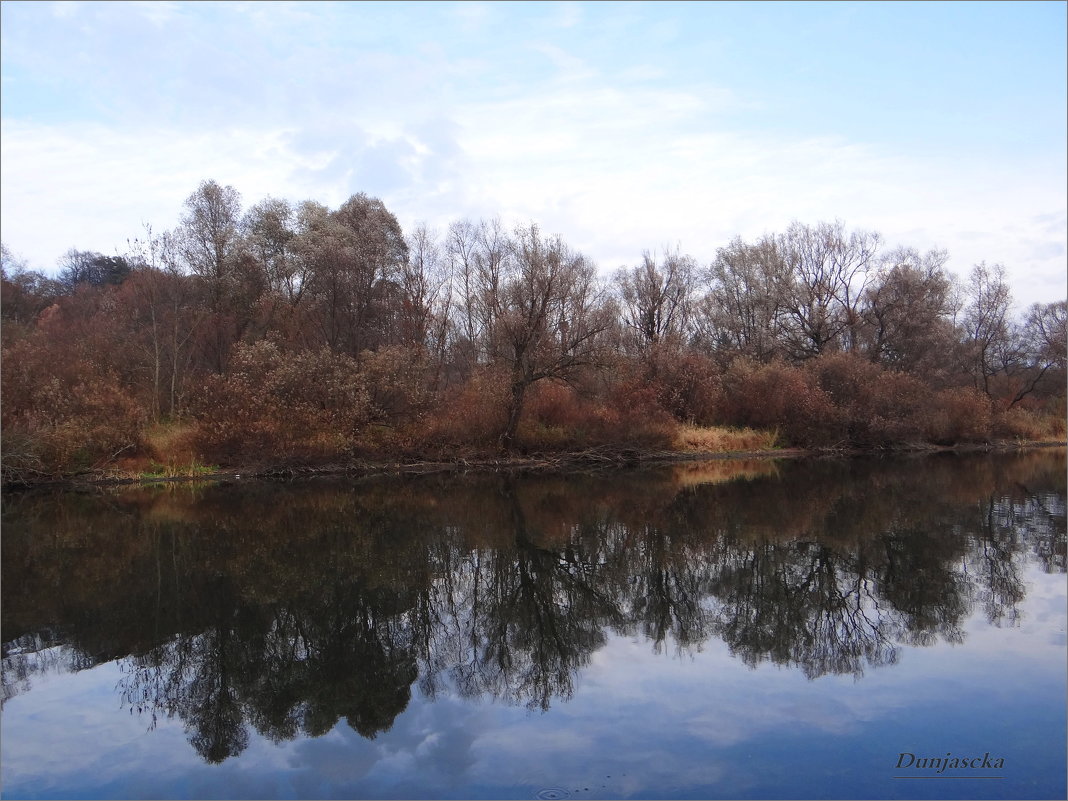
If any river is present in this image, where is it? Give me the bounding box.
[2,450,1065,799]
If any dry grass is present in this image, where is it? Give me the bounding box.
[144,421,200,462]
[993,407,1068,442]
[673,424,779,453]
[107,421,218,479]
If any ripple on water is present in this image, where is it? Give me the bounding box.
[535,789,571,800]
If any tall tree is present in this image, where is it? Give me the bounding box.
[122,228,205,419]
[242,197,303,304]
[695,234,788,362]
[300,194,409,358]
[960,262,1014,398]
[1005,300,1067,407]
[614,247,695,355]
[859,247,957,377]
[57,249,131,290]
[444,218,483,372]
[445,218,509,378]
[179,180,244,288]
[777,221,881,359]
[176,180,249,372]
[333,192,409,356]
[404,222,452,377]
[484,224,613,451]
[1,243,63,344]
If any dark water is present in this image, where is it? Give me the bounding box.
[1,451,1065,800]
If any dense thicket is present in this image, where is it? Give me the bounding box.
[2,181,1064,478]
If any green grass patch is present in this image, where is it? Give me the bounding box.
[139,459,218,480]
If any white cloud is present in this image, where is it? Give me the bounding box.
[3,91,1063,311]
[49,1,80,20]
[452,1,494,32]
[128,0,181,28]
[1,3,1063,311]
[529,42,596,81]
[0,121,310,261]
[553,1,583,29]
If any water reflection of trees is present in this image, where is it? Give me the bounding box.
[2,450,1064,762]
[117,580,421,763]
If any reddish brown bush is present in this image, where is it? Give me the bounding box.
[602,383,678,450]
[715,353,1006,448]
[643,347,722,425]
[861,369,931,446]
[717,358,839,447]
[415,367,510,455]
[359,345,435,426]
[516,379,676,452]
[806,352,930,447]
[1,335,145,477]
[992,406,1066,441]
[519,380,588,448]
[923,387,993,444]
[191,341,371,463]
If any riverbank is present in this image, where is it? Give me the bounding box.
[5,438,1064,492]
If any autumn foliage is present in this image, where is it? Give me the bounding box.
[192,341,370,463]
[1,183,1064,481]
[2,326,144,479]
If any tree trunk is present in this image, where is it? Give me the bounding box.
[500,376,529,453]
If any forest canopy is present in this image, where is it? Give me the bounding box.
[2,179,1065,480]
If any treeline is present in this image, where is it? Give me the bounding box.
[1,179,1065,478]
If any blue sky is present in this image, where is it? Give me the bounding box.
[1,0,1065,309]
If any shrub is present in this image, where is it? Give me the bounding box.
[806,352,930,447]
[642,347,722,425]
[191,341,371,463]
[518,380,588,449]
[673,424,778,452]
[141,421,204,469]
[415,367,510,455]
[923,387,993,444]
[1,335,145,478]
[516,379,677,453]
[717,358,840,447]
[992,406,1067,441]
[605,382,678,450]
[360,345,435,427]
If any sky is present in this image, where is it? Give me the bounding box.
[1,0,1065,311]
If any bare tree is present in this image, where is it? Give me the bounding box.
[243,197,303,304]
[296,194,409,358]
[613,247,695,355]
[1006,300,1067,407]
[293,200,349,351]
[960,262,1014,398]
[179,180,244,288]
[404,222,454,379]
[334,193,409,357]
[445,218,510,376]
[123,227,205,419]
[694,234,789,362]
[444,218,482,365]
[57,249,131,291]
[859,246,958,377]
[777,221,881,359]
[175,180,252,372]
[1,243,63,340]
[1023,300,1067,369]
[483,224,613,451]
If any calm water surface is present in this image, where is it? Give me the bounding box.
[2,451,1065,799]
